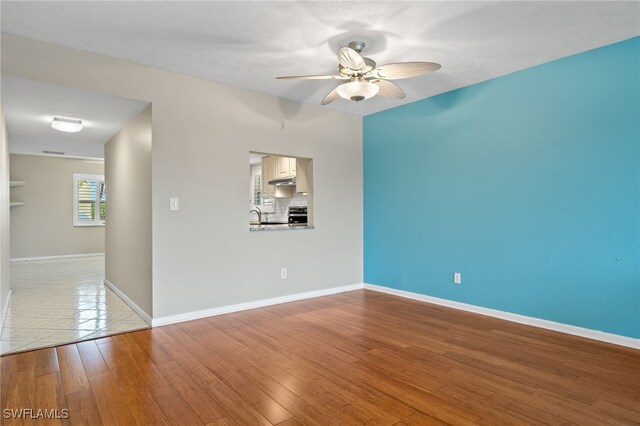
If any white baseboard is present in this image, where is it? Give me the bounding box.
[11,253,105,263]
[152,283,364,327]
[104,279,152,325]
[364,284,639,350]
[0,289,12,331]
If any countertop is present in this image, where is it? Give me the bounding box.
[250,224,314,232]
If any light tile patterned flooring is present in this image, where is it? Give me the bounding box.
[1,255,149,355]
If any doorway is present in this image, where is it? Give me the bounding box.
[1,76,152,355]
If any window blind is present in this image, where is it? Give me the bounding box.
[73,174,105,226]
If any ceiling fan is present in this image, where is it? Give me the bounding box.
[276,41,441,105]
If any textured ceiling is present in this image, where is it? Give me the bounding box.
[2,76,150,158]
[1,1,639,116]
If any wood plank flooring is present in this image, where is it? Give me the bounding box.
[1,289,639,425]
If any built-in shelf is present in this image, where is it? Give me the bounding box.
[10,181,26,208]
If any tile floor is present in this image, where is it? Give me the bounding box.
[1,255,149,355]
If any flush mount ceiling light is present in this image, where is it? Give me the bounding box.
[277,40,441,105]
[51,117,83,132]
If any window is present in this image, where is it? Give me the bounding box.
[73,174,105,227]
[252,174,261,205]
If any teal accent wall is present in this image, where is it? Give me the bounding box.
[363,37,640,338]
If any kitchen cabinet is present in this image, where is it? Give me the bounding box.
[277,157,296,178]
[295,159,310,194]
[261,155,303,198]
[261,156,277,197]
[277,157,288,177]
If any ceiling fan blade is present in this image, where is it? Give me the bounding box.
[276,74,348,80]
[372,62,441,80]
[338,46,365,71]
[371,79,406,99]
[321,87,341,105]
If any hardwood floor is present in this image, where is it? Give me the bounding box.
[1,289,639,425]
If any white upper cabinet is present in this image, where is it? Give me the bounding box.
[277,157,296,178]
[261,155,305,198]
[261,156,277,197]
[295,159,310,194]
[289,158,296,176]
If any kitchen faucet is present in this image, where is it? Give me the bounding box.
[250,207,262,223]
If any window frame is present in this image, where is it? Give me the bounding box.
[73,173,106,227]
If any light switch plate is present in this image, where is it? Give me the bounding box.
[169,197,179,211]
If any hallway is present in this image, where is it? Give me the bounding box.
[1,255,149,355]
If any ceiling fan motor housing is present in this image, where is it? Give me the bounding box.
[348,41,366,53]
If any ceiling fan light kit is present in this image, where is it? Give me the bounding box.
[336,80,379,102]
[277,40,441,105]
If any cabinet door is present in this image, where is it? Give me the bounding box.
[295,158,309,193]
[271,157,279,183]
[261,156,276,196]
[289,158,296,176]
[277,156,290,177]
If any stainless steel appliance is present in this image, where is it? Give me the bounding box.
[288,206,308,226]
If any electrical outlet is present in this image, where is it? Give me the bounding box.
[454,272,461,284]
[281,267,287,279]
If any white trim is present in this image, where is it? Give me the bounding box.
[104,279,152,325]
[0,290,12,331]
[10,253,105,263]
[152,283,364,327]
[363,284,640,350]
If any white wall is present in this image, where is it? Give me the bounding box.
[1,34,363,319]
[0,108,10,323]
[105,106,152,316]
[9,154,105,259]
